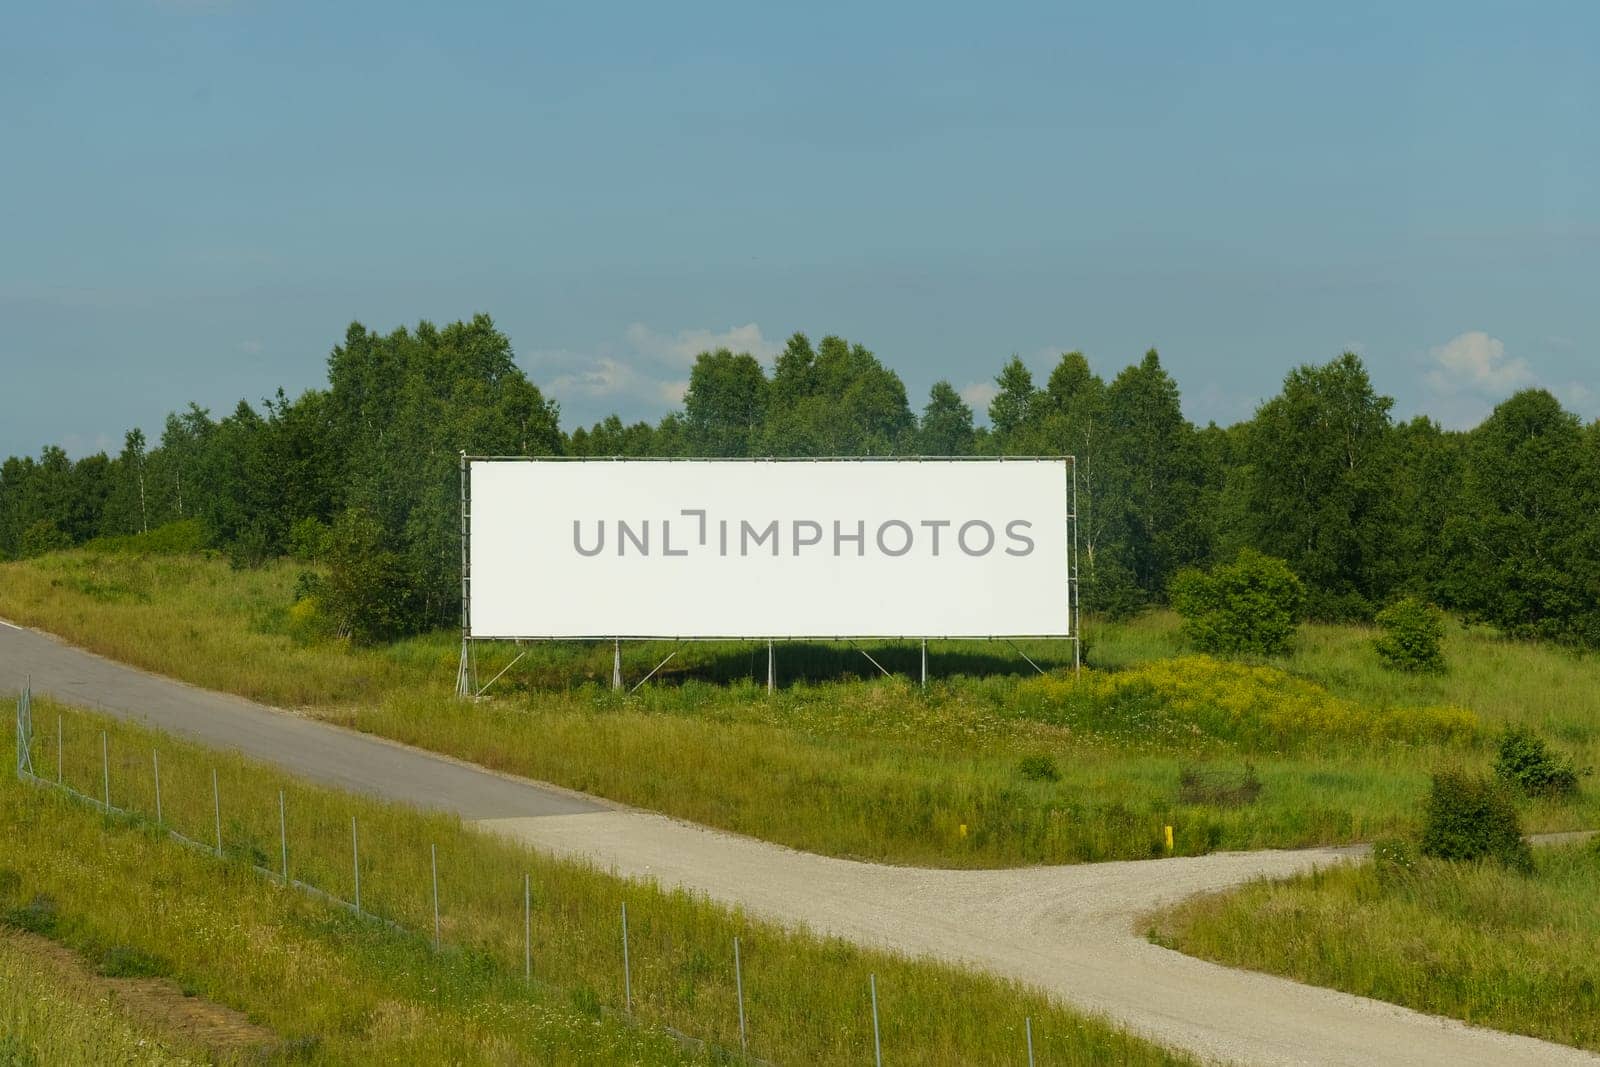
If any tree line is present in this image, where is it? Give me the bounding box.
[3,314,1597,646]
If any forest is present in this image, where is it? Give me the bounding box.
[2,313,1597,646]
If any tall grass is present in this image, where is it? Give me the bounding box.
[0,934,199,1065]
[5,699,1189,1065]
[1150,843,1600,1051]
[3,550,1595,868]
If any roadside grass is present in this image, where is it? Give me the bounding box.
[2,550,1596,867]
[6,698,1190,1066]
[0,933,202,1066]
[1149,841,1600,1052]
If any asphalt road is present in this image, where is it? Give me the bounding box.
[0,620,602,819]
[4,617,1594,1066]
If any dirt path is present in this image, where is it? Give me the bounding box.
[0,927,278,1057]
[5,620,1595,1067]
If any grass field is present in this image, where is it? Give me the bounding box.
[2,698,1187,1066]
[1150,840,1600,1051]
[1,548,1596,868]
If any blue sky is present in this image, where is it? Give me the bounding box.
[2,1,1596,458]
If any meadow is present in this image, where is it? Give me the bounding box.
[1150,840,1600,1051]
[1,548,1596,868]
[3,698,1187,1066]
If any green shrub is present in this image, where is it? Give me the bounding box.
[1494,726,1580,799]
[1373,596,1446,673]
[1177,763,1263,807]
[1168,549,1304,656]
[1420,770,1532,873]
[287,517,329,562]
[1017,754,1060,782]
[1369,835,1418,888]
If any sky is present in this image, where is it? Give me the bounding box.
[2,1,1596,459]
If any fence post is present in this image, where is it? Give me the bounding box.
[351,816,361,915]
[211,768,222,857]
[152,751,162,823]
[101,732,109,811]
[1026,1016,1035,1067]
[734,936,748,1055]
[278,790,288,883]
[870,973,882,1067]
[56,714,61,783]
[621,901,632,1013]
[431,843,440,950]
[523,873,531,983]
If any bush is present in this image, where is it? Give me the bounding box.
[1370,834,1418,888]
[1168,549,1304,656]
[1420,770,1532,872]
[287,517,330,562]
[1494,726,1580,799]
[1373,596,1446,672]
[1177,764,1262,807]
[322,508,416,644]
[1017,754,1060,782]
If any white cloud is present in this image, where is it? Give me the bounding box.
[529,323,779,427]
[622,323,780,367]
[1423,331,1533,396]
[959,381,998,414]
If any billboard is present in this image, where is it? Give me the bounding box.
[467,459,1071,639]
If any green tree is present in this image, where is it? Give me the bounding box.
[988,356,1042,452]
[1097,350,1207,612]
[1447,389,1600,644]
[916,381,976,455]
[683,348,768,456]
[1243,353,1398,619]
[758,333,913,455]
[1373,596,1446,673]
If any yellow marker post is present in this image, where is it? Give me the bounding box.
[958,823,968,839]
[1164,825,1174,852]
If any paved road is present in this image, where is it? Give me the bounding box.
[0,621,601,819]
[3,618,1594,1067]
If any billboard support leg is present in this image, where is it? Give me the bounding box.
[766,640,775,695]
[920,640,928,689]
[454,639,476,700]
[611,638,623,691]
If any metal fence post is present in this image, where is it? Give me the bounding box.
[56,714,61,783]
[211,768,222,856]
[870,973,882,1067]
[278,790,288,883]
[351,815,361,915]
[152,751,162,823]
[1026,1016,1035,1067]
[523,873,531,983]
[621,901,632,1012]
[431,843,440,950]
[101,732,109,811]
[734,936,748,1055]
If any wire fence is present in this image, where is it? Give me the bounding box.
[12,690,1052,1065]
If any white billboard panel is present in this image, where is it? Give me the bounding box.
[468,459,1070,639]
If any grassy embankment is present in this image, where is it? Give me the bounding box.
[1,699,1186,1066]
[1151,840,1600,1052]
[0,931,204,1065]
[1,547,1596,867]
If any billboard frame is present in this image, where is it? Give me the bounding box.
[454,454,1079,697]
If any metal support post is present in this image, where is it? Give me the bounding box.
[211,768,222,856]
[612,638,623,691]
[455,451,476,698]
[766,640,775,694]
[920,639,928,689]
